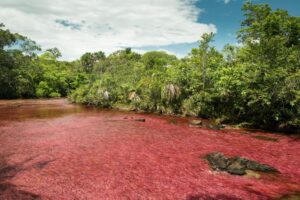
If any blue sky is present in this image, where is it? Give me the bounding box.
[0,0,299,60]
[139,0,300,57]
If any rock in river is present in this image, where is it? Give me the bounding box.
[204,152,278,176]
[190,120,203,126]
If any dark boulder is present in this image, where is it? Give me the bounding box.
[204,153,228,170]
[227,160,246,175]
[204,152,278,176]
[246,160,278,172]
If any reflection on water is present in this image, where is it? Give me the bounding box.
[0,99,85,122]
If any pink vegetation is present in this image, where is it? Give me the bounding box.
[0,99,299,199]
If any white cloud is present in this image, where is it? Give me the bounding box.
[0,0,216,60]
[223,0,232,4]
[132,48,184,58]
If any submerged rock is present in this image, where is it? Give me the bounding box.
[135,118,146,122]
[204,152,278,176]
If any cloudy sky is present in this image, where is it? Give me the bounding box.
[0,0,299,60]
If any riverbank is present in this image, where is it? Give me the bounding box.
[84,101,300,135]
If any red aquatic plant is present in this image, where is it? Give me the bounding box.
[0,99,299,199]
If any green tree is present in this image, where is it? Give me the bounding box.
[46,48,62,59]
[0,23,40,98]
[199,33,214,90]
[80,51,105,73]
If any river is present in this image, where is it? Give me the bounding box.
[0,99,299,200]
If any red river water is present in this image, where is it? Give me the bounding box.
[0,99,299,200]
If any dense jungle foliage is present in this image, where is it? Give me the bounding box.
[1,3,299,131]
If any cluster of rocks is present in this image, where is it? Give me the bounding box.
[204,152,278,176]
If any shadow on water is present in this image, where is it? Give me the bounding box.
[0,156,41,200]
[251,135,279,142]
[186,191,300,200]
[186,194,243,200]
[279,192,300,200]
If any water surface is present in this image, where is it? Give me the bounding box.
[0,99,299,199]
